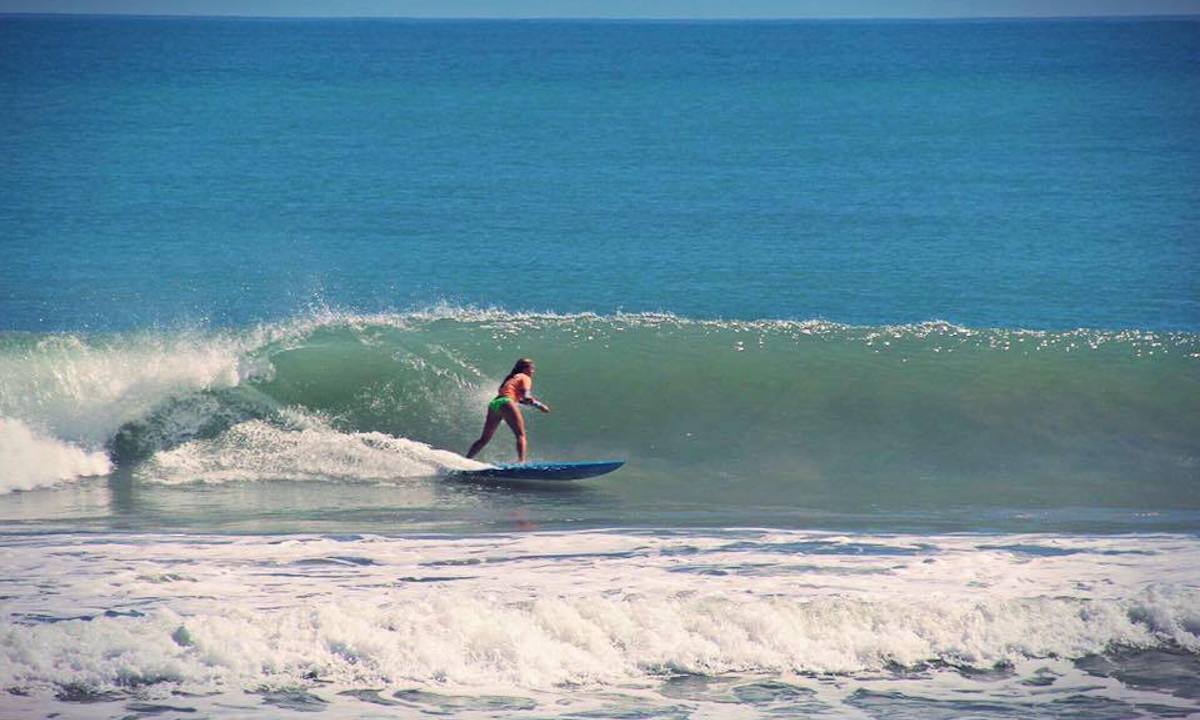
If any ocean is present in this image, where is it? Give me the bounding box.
[1,14,1198,719]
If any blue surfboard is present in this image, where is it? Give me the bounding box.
[453,460,624,481]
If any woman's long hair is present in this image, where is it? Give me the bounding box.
[498,358,534,393]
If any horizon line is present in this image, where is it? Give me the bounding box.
[3,10,1199,21]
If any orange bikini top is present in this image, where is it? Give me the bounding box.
[498,373,532,402]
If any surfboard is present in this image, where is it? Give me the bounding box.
[452,460,624,481]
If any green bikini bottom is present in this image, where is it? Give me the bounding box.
[488,396,512,413]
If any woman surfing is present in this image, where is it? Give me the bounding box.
[466,358,550,463]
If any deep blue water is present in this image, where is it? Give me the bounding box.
[2,15,1198,331]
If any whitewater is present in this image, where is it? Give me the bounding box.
[2,530,1199,718]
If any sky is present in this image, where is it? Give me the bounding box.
[1,0,1198,19]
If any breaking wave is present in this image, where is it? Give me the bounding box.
[1,309,1196,510]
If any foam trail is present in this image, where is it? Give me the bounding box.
[138,412,484,484]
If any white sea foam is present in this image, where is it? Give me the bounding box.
[0,418,112,492]
[4,587,1194,694]
[1,531,1197,702]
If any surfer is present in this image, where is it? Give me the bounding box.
[467,358,551,462]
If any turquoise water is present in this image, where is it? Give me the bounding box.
[2,15,1199,719]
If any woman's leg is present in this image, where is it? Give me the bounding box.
[500,402,528,462]
[466,409,503,459]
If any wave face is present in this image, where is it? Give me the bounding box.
[1,311,1197,515]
